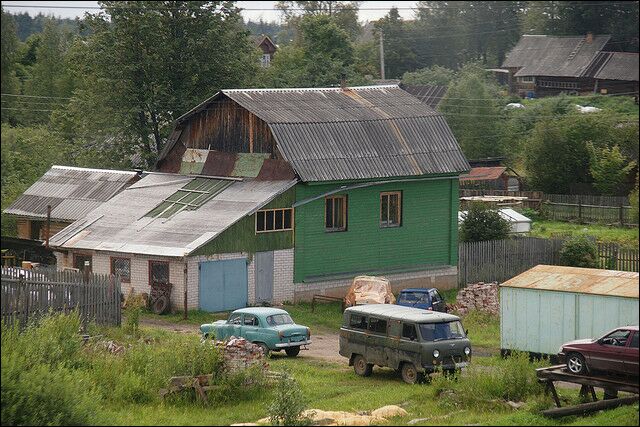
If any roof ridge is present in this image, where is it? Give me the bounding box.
[223,85,399,93]
[51,165,137,175]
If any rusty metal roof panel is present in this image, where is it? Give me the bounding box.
[49,173,296,257]
[500,265,639,299]
[4,166,137,220]
[504,34,611,77]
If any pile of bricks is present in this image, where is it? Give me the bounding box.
[450,282,499,316]
[220,337,268,373]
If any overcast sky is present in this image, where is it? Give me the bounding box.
[2,1,419,22]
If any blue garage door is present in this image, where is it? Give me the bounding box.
[199,259,248,312]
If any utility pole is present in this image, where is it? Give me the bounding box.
[379,30,386,80]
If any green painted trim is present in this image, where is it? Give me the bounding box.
[191,187,296,255]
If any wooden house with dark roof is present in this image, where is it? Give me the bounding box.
[256,35,277,68]
[50,85,469,313]
[502,34,639,97]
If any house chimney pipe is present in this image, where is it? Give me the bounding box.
[586,32,593,44]
[340,72,347,90]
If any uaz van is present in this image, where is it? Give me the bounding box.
[339,305,472,383]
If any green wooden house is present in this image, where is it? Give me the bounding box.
[51,85,469,312]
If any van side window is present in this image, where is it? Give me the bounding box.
[402,323,417,341]
[368,317,387,334]
[349,314,367,330]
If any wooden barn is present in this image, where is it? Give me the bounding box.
[501,34,639,98]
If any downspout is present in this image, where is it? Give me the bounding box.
[183,256,188,320]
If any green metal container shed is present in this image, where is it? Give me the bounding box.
[500,265,639,355]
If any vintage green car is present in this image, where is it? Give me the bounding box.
[200,307,311,357]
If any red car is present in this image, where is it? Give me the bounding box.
[558,326,639,376]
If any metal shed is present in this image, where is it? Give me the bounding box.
[500,265,639,355]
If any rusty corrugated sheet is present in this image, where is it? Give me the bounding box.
[4,166,138,221]
[503,34,611,77]
[460,167,507,182]
[201,151,237,177]
[256,159,296,181]
[500,264,639,299]
[167,85,469,182]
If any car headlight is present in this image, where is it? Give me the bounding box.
[464,347,471,355]
[433,349,440,358]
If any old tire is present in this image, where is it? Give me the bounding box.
[285,346,301,357]
[401,363,420,384]
[566,353,587,375]
[152,295,170,315]
[353,355,373,377]
[257,342,271,358]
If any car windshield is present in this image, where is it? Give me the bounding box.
[419,321,465,342]
[399,292,429,305]
[266,314,294,326]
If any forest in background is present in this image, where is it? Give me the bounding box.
[1,1,639,236]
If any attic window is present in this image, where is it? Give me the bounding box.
[256,208,293,233]
[145,177,232,219]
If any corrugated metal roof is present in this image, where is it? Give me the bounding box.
[4,166,138,221]
[400,84,447,109]
[590,52,639,81]
[500,265,639,298]
[49,173,296,257]
[171,85,469,182]
[503,35,611,78]
[460,166,507,182]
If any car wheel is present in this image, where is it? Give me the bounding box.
[353,355,373,377]
[285,346,301,357]
[401,363,420,384]
[566,353,587,375]
[257,342,271,358]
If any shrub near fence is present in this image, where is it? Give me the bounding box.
[1,266,121,328]
[458,238,639,287]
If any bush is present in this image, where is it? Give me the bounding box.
[432,351,544,409]
[267,371,310,426]
[518,207,544,222]
[560,235,598,268]
[459,202,511,242]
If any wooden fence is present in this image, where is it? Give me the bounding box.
[458,238,639,287]
[598,242,640,273]
[544,202,635,226]
[458,237,564,287]
[546,194,630,207]
[1,266,121,328]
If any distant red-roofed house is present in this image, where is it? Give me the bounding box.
[460,166,521,191]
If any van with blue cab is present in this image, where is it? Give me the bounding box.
[397,288,447,312]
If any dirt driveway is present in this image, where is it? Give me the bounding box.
[140,317,343,363]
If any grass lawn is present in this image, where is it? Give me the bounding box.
[98,355,639,426]
[530,220,639,246]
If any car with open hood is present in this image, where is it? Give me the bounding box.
[200,307,311,357]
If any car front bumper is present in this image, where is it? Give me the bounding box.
[424,361,469,373]
[274,339,312,348]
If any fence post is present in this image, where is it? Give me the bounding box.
[578,197,582,223]
[619,204,624,226]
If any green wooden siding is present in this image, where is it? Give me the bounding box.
[192,187,295,255]
[294,177,459,283]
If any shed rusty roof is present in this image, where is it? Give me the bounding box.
[170,85,469,182]
[460,166,507,182]
[500,265,639,299]
[4,166,138,221]
[503,34,611,78]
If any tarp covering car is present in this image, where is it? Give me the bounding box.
[344,275,396,307]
